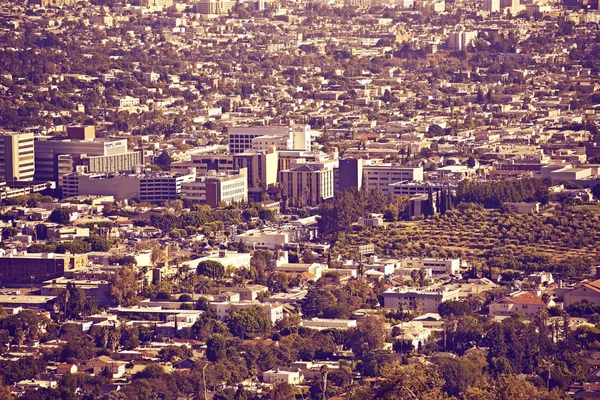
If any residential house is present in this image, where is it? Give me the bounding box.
[87,356,126,378]
[489,291,551,318]
[262,368,304,385]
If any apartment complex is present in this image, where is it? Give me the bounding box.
[382,286,461,313]
[0,132,35,181]
[447,26,478,50]
[62,170,196,203]
[0,252,88,284]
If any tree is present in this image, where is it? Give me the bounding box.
[155,150,173,171]
[438,300,472,317]
[301,284,337,318]
[270,382,295,400]
[345,316,386,357]
[467,156,477,168]
[34,224,48,240]
[197,260,225,279]
[85,235,112,252]
[206,334,227,362]
[106,267,140,306]
[428,124,445,137]
[49,208,72,224]
[1,227,18,239]
[227,306,271,339]
[592,183,600,200]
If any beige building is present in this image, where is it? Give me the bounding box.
[0,132,35,181]
[62,170,196,203]
[564,279,600,307]
[280,160,336,206]
[489,291,550,318]
[234,148,279,199]
[383,286,461,313]
[181,168,248,207]
[362,165,423,195]
[35,137,140,185]
[0,251,88,284]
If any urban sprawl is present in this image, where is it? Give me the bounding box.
[1,0,600,397]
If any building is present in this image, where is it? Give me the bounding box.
[362,165,423,195]
[35,137,140,185]
[195,0,236,14]
[62,170,196,203]
[388,181,445,197]
[489,291,550,318]
[66,126,95,141]
[262,369,303,385]
[185,251,252,271]
[500,0,521,12]
[181,168,248,207]
[280,160,337,206]
[508,202,540,214]
[400,257,461,275]
[300,318,358,330]
[87,357,126,379]
[228,125,310,154]
[0,132,35,181]
[0,295,57,311]
[210,301,284,323]
[56,364,78,375]
[564,279,600,307]
[41,277,112,306]
[233,148,279,198]
[275,263,325,280]
[336,158,364,192]
[447,26,478,51]
[382,286,461,313]
[0,252,88,284]
[483,0,500,12]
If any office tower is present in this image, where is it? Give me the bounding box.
[0,132,35,182]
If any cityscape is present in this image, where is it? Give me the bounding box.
[0,0,600,397]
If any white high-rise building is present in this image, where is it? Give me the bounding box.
[0,132,35,182]
[483,0,500,12]
[447,25,478,50]
[228,125,310,155]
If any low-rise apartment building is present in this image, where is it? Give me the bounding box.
[382,286,461,313]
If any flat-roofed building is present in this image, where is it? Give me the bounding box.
[0,132,35,181]
[0,251,88,284]
[35,137,140,186]
[181,168,248,207]
[280,159,337,206]
[400,257,461,275]
[383,286,461,313]
[362,165,423,195]
[62,169,196,203]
